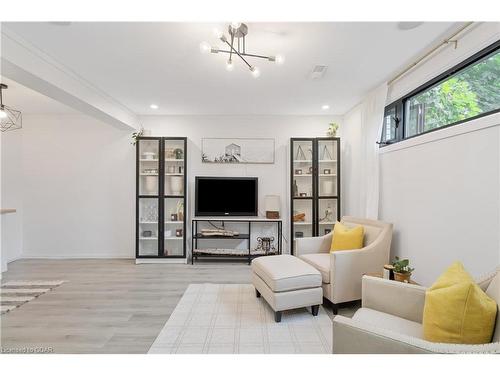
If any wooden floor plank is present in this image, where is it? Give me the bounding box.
[0,259,353,353]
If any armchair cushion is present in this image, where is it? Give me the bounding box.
[423,262,497,344]
[485,272,499,342]
[352,308,423,339]
[330,221,364,252]
[299,253,330,283]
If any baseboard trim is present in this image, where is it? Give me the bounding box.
[20,254,134,260]
[135,258,188,264]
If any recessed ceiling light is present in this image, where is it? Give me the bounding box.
[321,104,330,110]
[150,104,159,110]
[397,22,424,31]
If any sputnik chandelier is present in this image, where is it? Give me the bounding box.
[200,22,284,78]
[0,84,22,132]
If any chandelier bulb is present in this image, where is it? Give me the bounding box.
[250,66,261,78]
[226,60,234,71]
[275,54,285,65]
[230,22,241,30]
[199,41,211,54]
[0,109,7,119]
[213,28,224,39]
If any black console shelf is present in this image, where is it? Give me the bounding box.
[191,218,283,265]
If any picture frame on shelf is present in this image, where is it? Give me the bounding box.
[295,232,304,238]
[324,228,332,235]
[299,192,308,197]
[307,166,313,174]
[323,168,331,174]
[295,169,302,175]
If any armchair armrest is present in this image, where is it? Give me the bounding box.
[332,315,500,354]
[362,276,426,323]
[329,243,391,303]
[294,233,332,256]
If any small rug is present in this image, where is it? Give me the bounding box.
[149,283,332,354]
[0,280,65,314]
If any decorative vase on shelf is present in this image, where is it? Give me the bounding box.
[322,180,334,196]
[169,176,183,195]
[144,176,157,194]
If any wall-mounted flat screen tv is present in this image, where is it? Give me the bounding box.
[195,177,258,216]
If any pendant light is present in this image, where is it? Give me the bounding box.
[0,84,22,132]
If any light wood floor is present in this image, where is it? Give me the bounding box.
[1,259,356,354]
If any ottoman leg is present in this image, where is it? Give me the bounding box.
[274,311,282,323]
[311,305,319,316]
[255,288,261,298]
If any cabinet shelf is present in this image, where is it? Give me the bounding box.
[193,233,250,240]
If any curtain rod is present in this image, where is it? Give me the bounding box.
[388,22,475,86]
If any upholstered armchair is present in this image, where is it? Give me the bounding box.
[332,270,500,353]
[294,216,393,313]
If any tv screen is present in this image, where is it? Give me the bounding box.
[195,177,258,216]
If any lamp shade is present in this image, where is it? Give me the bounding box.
[264,195,281,214]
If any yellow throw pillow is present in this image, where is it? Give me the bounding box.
[423,262,497,344]
[330,221,364,252]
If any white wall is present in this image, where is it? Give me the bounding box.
[2,114,135,258]
[2,113,337,259]
[1,128,23,266]
[377,23,500,285]
[142,115,339,252]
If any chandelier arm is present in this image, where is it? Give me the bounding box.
[229,33,234,62]
[223,40,252,68]
[215,50,270,61]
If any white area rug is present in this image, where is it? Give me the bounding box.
[0,280,65,314]
[149,283,332,354]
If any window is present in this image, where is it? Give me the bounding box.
[381,104,399,144]
[380,40,500,146]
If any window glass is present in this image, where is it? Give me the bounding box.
[382,106,397,143]
[405,49,500,137]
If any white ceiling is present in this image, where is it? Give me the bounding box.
[1,77,76,114]
[2,22,459,115]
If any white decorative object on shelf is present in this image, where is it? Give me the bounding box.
[322,180,334,196]
[144,176,157,194]
[142,152,156,160]
[168,176,183,195]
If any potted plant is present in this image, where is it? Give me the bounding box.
[131,127,144,145]
[327,122,339,137]
[392,256,415,283]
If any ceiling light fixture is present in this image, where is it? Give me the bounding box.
[397,22,424,31]
[150,104,159,110]
[321,104,330,110]
[0,84,22,132]
[200,23,284,78]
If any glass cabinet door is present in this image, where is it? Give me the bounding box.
[164,139,185,197]
[316,139,339,235]
[138,197,160,256]
[317,139,338,198]
[164,197,184,257]
[292,139,314,240]
[138,139,160,196]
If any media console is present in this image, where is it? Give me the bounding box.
[191,217,283,265]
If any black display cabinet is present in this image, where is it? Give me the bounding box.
[290,137,341,255]
[136,136,187,263]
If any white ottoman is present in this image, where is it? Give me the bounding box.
[251,254,323,322]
